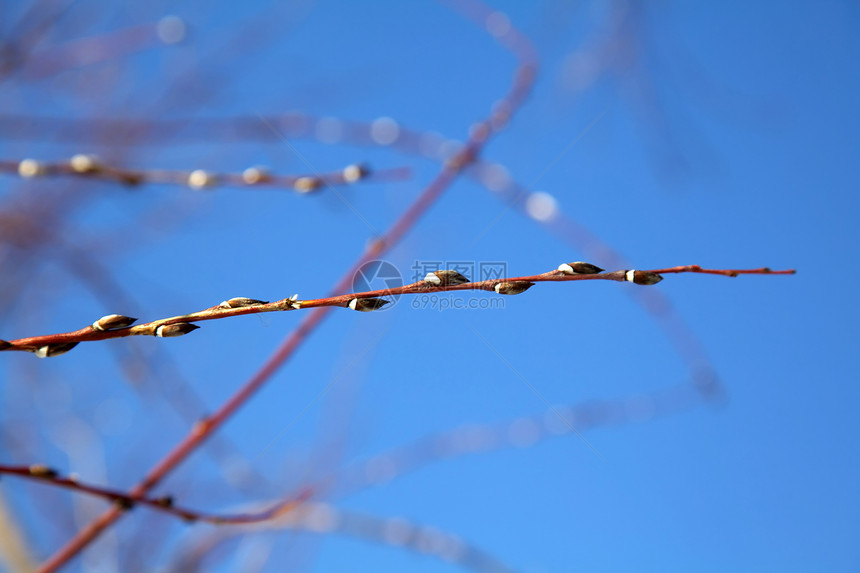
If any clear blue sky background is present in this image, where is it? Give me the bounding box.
[1,1,858,572]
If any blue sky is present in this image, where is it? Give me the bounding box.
[1,1,858,572]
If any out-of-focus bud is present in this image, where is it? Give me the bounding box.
[558,261,604,275]
[0,339,11,351]
[342,163,368,183]
[494,281,534,295]
[157,15,186,44]
[114,498,135,510]
[242,166,270,185]
[34,342,79,358]
[155,323,200,337]
[424,270,470,286]
[155,496,174,508]
[294,177,322,194]
[92,314,137,331]
[69,154,100,173]
[219,297,268,309]
[29,465,58,478]
[348,298,390,312]
[188,170,217,190]
[18,159,46,178]
[625,270,663,286]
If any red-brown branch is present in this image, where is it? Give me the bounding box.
[36,2,539,570]
[2,265,795,354]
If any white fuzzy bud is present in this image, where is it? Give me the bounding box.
[558,261,604,275]
[370,117,400,145]
[156,323,199,337]
[92,314,137,331]
[426,270,469,286]
[342,163,366,183]
[34,342,78,358]
[157,15,186,44]
[494,281,534,295]
[625,270,663,286]
[69,154,99,173]
[242,166,269,185]
[18,159,45,178]
[188,170,216,189]
[219,297,267,309]
[423,272,442,285]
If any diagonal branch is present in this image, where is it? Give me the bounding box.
[35,2,539,570]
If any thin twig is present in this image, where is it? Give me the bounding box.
[1,265,795,356]
[20,20,179,80]
[171,502,516,573]
[0,157,409,192]
[0,464,310,525]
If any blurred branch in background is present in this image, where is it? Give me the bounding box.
[0,0,838,572]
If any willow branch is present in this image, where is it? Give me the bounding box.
[0,464,310,525]
[171,502,515,573]
[20,19,184,81]
[1,157,409,192]
[1,264,795,357]
[331,382,702,499]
